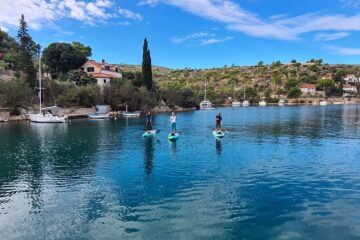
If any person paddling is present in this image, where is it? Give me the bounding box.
[169,112,177,134]
[215,112,222,131]
[146,111,153,131]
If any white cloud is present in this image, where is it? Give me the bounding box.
[315,32,349,41]
[201,36,234,45]
[138,0,160,7]
[327,45,360,55]
[171,32,214,43]
[118,7,143,21]
[139,0,360,40]
[0,26,9,32]
[341,0,360,8]
[0,0,139,30]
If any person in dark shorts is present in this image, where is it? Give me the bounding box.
[216,113,222,131]
[146,111,153,131]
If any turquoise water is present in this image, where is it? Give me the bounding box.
[1,105,360,239]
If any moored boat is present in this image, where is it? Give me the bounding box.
[123,105,141,117]
[88,105,110,119]
[259,99,267,107]
[28,51,68,123]
[278,99,285,106]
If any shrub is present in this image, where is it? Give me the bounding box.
[287,87,302,98]
[0,79,32,113]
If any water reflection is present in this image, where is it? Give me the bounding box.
[170,141,177,156]
[216,139,222,154]
[144,138,154,175]
[1,106,360,239]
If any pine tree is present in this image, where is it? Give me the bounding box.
[17,14,38,88]
[142,38,153,90]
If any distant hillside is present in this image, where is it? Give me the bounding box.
[122,61,360,104]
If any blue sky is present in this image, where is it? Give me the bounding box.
[1,0,360,69]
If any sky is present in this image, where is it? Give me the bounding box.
[1,0,360,69]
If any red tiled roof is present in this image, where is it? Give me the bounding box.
[90,73,115,78]
[87,60,102,68]
[299,83,316,89]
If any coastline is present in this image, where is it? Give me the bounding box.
[0,106,197,123]
[1,98,359,123]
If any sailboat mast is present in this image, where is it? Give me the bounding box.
[243,86,246,100]
[233,84,235,100]
[204,79,207,100]
[39,51,42,114]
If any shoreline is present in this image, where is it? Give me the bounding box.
[1,100,359,123]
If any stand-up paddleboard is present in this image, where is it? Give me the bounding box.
[168,133,179,141]
[213,130,225,139]
[143,130,158,137]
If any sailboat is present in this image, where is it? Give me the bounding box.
[278,99,285,106]
[27,51,68,123]
[259,98,267,107]
[232,85,241,107]
[200,79,215,110]
[122,105,140,117]
[242,87,250,107]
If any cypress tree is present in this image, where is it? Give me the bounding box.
[17,14,38,88]
[142,38,153,90]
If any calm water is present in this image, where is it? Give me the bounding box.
[1,105,360,240]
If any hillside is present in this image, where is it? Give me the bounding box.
[135,61,360,104]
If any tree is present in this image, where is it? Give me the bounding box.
[285,79,298,91]
[333,70,346,95]
[317,78,335,96]
[43,42,91,79]
[257,60,264,67]
[72,42,92,58]
[291,59,297,64]
[142,38,153,90]
[287,87,301,98]
[17,15,39,88]
[272,71,282,91]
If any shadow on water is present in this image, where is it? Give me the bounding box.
[170,140,177,156]
[216,139,222,155]
[144,137,154,176]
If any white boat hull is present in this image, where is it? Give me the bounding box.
[242,101,250,107]
[320,101,327,106]
[28,114,68,123]
[123,112,141,117]
[259,101,267,107]
[232,101,241,107]
[88,113,110,119]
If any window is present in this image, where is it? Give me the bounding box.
[87,67,94,72]
[80,68,84,71]
[105,66,110,71]
[104,79,107,83]
[115,68,118,72]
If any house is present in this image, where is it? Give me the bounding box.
[343,74,360,83]
[299,83,316,94]
[90,73,115,87]
[80,59,122,86]
[343,84,358,93]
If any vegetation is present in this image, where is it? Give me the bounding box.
[2,15,360,115]
[0,79,32,114]
[142,38,153,90]
[42,42,91,79]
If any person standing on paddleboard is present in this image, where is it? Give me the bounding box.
[216,113,222,131]
[146,111,153,131]
[169,112,176,134]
